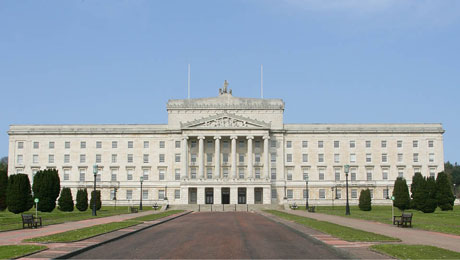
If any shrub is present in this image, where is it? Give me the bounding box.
[359,189,372,211]
[90,190,101,211]
[0,169,7,211]
[32,169,60,212]
[410,172,425,210]
[6,174,33,214]
[393,177,411,212]
[58,187,74,212]
[76,189,88,211]
[420,177,437,213]
[436,172,455,211]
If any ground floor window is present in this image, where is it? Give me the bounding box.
[159,190,165,200]
[319,189,325,199]
[351,189,357,199]
[271,189,277,199]
[287,189,293,199]
[126,190,133,200]
[175,189,180,199]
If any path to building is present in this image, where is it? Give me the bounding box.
[70,212,349,259]
[284,210,460,253]
[0,209,162,245]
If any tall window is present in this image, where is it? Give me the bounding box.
[239,154,244,163]
[335,170,340,181]
[175,154,181,163]
[160,141,165,148]
[159,154,165,163]
[48,154,55,163]
[398,169,404,178]
[382,153,388,163]
[303,168,308,180]
[319,189,326,199]
[350,153,356,163]
[383,188,389,199]
[223,153,229,163]
[381,140,387,148]
[79,168,86,181]
[207,168,212,179]
[319,168,325,180]
[33,154,39,164]
[271,189,277,199]
[367,170,373,181]
[255,168,261,179]
[175,169,180,180]
[398,153,403,162]
[142,190,149,200]
[207,153,213,163]
[96,141,102,149]
[126,190,133,200]
[80,154,86,163]
[334,154,340,163]
[428,140,434,148]
[366,153,372,163]
[127,154,133,163]
[287,189,293,199]
[191,168,197,179]
[17,155,23,164]
[413,140,418,148]
[239,168,245,179]
[128,141,133,149]
[96,154,101,163]
[286,154,292,163]
[159,169,165,180]
[271,153,276,163]
[271,168,276,180]
[127,169,133,180]
[318,154,324,163]
[175,189,181,199]
[287,168,293,180]
[271,140,276,148]
[413,153,419,163]
[302,153,308,163]
[111,169,118,181]
[351,189,357,199]
[18,142,24,149]
[143,168,149,180]
[223,168,229,178]
[143,154,149,163]
[175,141,180,148]
[191,154,197,163]
[429,153,435,163]
[64,169,70,181]
[112,154,118,163]
[382,170,388,180]
[255,153,261,163]
[351,168,357,181]
[239,140,245,148]
[397,140,402,148]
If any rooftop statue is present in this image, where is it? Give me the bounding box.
[219,80,232,95]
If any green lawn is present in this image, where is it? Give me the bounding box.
[371,244,460,259]
[298,205,460,235]
[265,210,399,242]
[0,245,48,259]
[24,220,141,243]
[0,206,153,232]
[131,210,184,222]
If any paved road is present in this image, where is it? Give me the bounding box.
[71,212,348,259]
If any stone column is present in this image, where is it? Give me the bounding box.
[263,135,270,179]
[181,136,188,179]
[247,136,254,179]
[214,136,221,179]
[214,187,221,205]
[198,136,205,179]
[231,136,238,179]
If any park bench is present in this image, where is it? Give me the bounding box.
[153,203,159,210]
[290,203,298,210]
[130,206,139,213]
[393,212,413,227]
[307,206,316,213]
[22,214,42,229]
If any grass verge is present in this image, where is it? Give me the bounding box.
[265,210,399,242]
[131,210,184,222]
[371,244,460,259]
[24,221,141,243]
[0,245,48,259]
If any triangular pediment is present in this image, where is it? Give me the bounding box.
[181,113,270,129]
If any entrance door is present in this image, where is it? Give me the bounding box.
[238,188,247,204]
[205,188,214,204]
[255,188,263,204]
[189,188,197,204]
[221,188,230,204]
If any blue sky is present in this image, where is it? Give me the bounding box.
[0,0,459,162]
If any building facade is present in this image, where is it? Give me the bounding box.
[8,83,445,206]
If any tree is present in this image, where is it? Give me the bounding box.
[90,190,101,211]
[32,169,61,212]
[359,189,372,211]
[0,156,7,173]
[393,177,411,212]
[410,172,425,210]
[76,189,89,211]
[420,176,438,213]
[436,172,455,211]
[58,187,74,212]
[6,174,33,214]
[0,168,7,211]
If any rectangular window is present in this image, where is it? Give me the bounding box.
[112,154,118,163]
[159,169,165,180]
[367,170,373,181]
[398,170,404,178]
[175,189,181,199]
[271,152,276,163]
[237,168,244,179]
[96,141,102,149]
[366,153,372,163]
[49,154,55,163]
[62,154,69,163]
[349,141,355,148]
[191,154,197,163]
[302,153,308,163]
[383,188,389,199]
[287,168,293,180]
[429,153,435,163]
[80,154,86,163]
[429,168,436,178]
[159,154,165,163]
[366,140,371,148]
[207,153,213,163]
[319,168,325,180]
[370,189,374,199]
[33,154,39,164]
[143,169,149,180]
[397,140,402,148]
[128,141,133,149]
[398,153,403,162]
[271,168,276,180]
[127,169,133,180]
[381,140,387,148]
[18,142,24,149]
[49,141,55,149]
[160,141,165,148]
[302,141,308,148]
[413,153,419,163]
[96,154,101,163]
[286,154,292,163]
[175,169,180,180]
[318,141,324,148]
[382,153,388,163]
[334,154,340,163]
[287,189,293,199]
[33,142,39,149]
[191,141,197,148]
[335,170,340,181]
[413,140,418,148]
[239,154,244,163]
[223,141,229,148]
[112,141,118,148]
[351,169,357,181]
[334,141,340,148]
[79,169,86,181]
[382,170,388,180]
[303,169,308,180]
[318,154,324,163]
[126,154,133,163]
[350,153,356,163]
[207,140,213,149]
[126,190,133,200]
[223,168,229,178]
[191,168,197,179]
[143,154,149,163]
[144,141,150,148]
[207,168,212,179]
[175,141,181,148]
[175,154,181,163]
[255,168,261,179]
[303,189,308,199]
[271,189,277,199]
[255,141,261,148]
[223,153,229,163]
[319,189,326,199]
[255,153,261,163]
[80,141,86,149]
[286,141,292,148]
[64,169,70,181]
[336,189,342,199]
[111,169,118,181]
[428,140,434,148]
[351,189,357,199]
[17,155,23,164]
[239,140,245,148]
[271,140,276,148]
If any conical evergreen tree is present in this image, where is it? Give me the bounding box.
[90,190,101,211]
[58,187,74,212]
[393,177,411,212]
[359,189,372,211]
[76,189,89,211]
[6,174,33,214]
[32,169,61,212]
[410,172,424,210]
[0,168,8,211]
[420,176,437,213]
[436,172,455,211]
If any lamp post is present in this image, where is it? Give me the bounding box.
[92,164,98,216]
[331,186,334,210]
[305,174,309,209]
[386,185,390,200]
[344,164,350,215]
[140,176,144,210]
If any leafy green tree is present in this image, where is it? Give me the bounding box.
[76,189,89,211]
[410,172,425,210]
[32,169,61,212]
[359,189,372,211]
[420,176,438,213]
[0,157,7,173]
[90,190,101,211]
[436,172,455,211]
[58,187,74,212]
[6,174,33,214]
[393,177,411,212]
[0,168,7,211]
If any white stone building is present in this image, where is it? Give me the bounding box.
[7,83,445,206]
